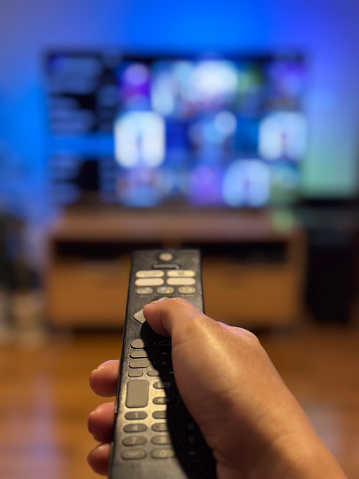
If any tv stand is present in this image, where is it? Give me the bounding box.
[45,208,306,329]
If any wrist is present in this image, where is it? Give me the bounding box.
[249,431,346,479]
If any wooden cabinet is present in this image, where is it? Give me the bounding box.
[45,209,306,329]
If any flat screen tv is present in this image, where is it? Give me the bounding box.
[45,51,307,209]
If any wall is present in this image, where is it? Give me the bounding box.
[1,0,359,223]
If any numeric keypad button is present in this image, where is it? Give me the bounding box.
[121,449,146,460]
[151,435,171,445]
[151,449,175,459]
[152,423,168,432]
[123,436,147,446]
[153,411,167,420]
[123,423,147,433]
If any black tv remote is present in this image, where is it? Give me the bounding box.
[108,249,217,479]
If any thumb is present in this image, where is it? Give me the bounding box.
[143,297,207,337]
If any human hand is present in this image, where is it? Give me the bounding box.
[88,298,345,479]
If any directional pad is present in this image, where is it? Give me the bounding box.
[133,309,146,324]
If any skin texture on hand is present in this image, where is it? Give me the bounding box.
[88,298,346,479]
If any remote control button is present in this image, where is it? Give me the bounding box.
[136,270,164,278]
[129,359,150,369]
[154,349,170,358]
[178,286,196,294]
[121,449,146,460]
[153,411,167,419]
[153,263,180,270]
[130,350,148,359]
[153,359,171,369]
[187,450,200,459]
[151,449,175,459]
[153,396,169,405]
[159,252,174,261]
[133,309,146,324]
[123,436,147,446]
[151,435,171,445]
[153,381,171,389]
[147,369,160,377]
[152,423,168,432]
[167,270,195,277]
[123,423,147,433]
[126,380,149,408]
[125,411,148,420]
[158,339,171,347]
[135,278,164,287]
[135,287,153,295]
[131,339,146,349]
[128,370,143,378]
[156,286,175,295]
[188,435,197,444]
[167,278,196,286]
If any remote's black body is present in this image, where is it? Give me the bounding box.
[108,249,217,479]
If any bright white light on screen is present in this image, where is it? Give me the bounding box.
[259,112,307,160]
[114,112,165,168]
[222,159,271,207]
[190,61,238,101]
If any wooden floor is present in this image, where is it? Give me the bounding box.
[0,321,359,479]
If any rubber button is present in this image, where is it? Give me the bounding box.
[123,423,147,433]
[129,359,150,369]
[126,380,149,408]
[121,449,146,460]
[123,436,147,446]
[125,411,148,420]
[159,252,173,261]
[131,339,146,349]
[136,270,164,278]
[151,449,175,459]
[167,270,195,277]
[135,278,164,287]
[167,278,196,286]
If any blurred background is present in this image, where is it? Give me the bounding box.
[1,0,359,478]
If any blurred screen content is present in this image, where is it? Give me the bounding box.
[114,56,306,208]
[45,52,307,208]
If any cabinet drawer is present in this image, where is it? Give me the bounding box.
[202,259,302,327]
[47,259,130,326]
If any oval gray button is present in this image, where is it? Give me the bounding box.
[121,449,146,460]
[136,270,164,278]
[123,423,147,433]
[167,270,195,277]
[151,449,175,459]
[135,278,164,286]
[123,436,147,446]
[167,278,196,286]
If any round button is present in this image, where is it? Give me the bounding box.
[136,287,153,295]
[159,252,173,262]
[178,286,196,294]
[157,286,175,295]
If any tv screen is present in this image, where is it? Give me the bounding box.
[45,51,307,209]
